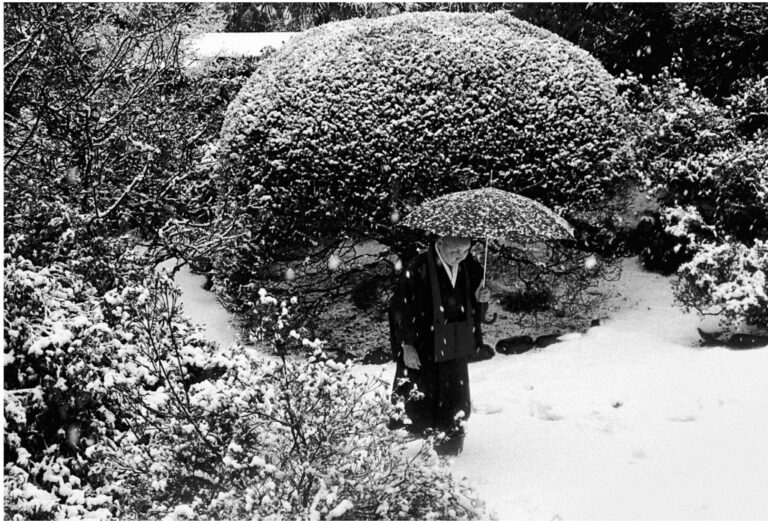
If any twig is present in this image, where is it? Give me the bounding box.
[91,163,148,222]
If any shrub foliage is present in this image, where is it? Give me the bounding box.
[4,254,483,520]
[630,69,768,246]
[3,3,259,287]
[675,239,768,330]
[627,68,768,327]
[213,11,634,306]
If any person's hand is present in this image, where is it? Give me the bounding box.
[402,344,421,369]
[475,284,491,304]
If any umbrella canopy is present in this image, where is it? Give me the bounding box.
[400,187,573,243]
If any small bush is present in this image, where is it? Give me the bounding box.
[107,290,486,520]
[621,206,717,275]
[675,239,768,330]
[4,256,484,519]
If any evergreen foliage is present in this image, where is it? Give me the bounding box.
[213,11,634,307]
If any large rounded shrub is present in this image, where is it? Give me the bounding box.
[217,11,635,234]
[214,11,634,298]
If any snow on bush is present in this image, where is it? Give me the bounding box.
[659,205,719,255]
[631,69,768,241]
[730,76,768,138]
[107,290,486,520]
[4,256,484,519]
[3,253,223,519]
[625,68,768,274]
[674,239,768,329]
[658,134,767,244]
[212,10,633,295]
[3,254,129,519]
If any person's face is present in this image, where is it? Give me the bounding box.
[438,237,471,266]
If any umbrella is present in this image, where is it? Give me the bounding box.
[400,187,574,287]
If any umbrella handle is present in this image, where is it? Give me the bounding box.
[482,235,488,288]
[480,235,497,324]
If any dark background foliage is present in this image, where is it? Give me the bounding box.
[4,3,259,290]
[218,2,768,102]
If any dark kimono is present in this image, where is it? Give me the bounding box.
[389,243,486,434]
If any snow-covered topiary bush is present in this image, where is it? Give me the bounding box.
[212,10,634,299]
[674,239,768,330]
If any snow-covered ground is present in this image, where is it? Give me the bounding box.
[188,32,299,58]
[450,258,768,520]
[172,257,768,520]
[156,258,238,349]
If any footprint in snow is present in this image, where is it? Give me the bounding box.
[632,449,647,459]
[531,402,564,421]
[668,415,697,422]
[474,404,504,415]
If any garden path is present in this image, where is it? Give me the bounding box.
[156,258,239,349]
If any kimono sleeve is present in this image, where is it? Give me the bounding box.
[388,261,420,358]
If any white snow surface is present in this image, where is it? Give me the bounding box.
[450,258,768,521]
[189,32,299,58]
[174,256,768,520]
[156,258,238,349]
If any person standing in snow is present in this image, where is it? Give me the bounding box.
[389,235,491,454]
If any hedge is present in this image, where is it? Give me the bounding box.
[213,11,634,287]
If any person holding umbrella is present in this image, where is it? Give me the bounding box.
[390,186,574,455]
[389,235,491,455]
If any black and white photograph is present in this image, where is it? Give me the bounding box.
[3,2,768,519]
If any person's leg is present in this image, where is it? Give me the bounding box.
[434,358,471,455]
[434,358,471,430]
[391,359,438,436]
